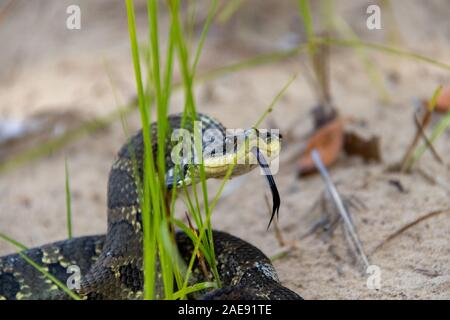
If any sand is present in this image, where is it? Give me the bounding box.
[1,0,449,299]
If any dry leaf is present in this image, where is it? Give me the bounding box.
[298,118,344,176]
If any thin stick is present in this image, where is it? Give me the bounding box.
[413,112,443,164]
[400,86,442,172]
[254,74,298,128]
[372,209,450,254]
[311,149,370,270]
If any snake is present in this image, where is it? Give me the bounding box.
[0,113,302,300]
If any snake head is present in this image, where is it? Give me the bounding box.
[201,127,282,178]
[165,126,282,229]
[165,127,282,188]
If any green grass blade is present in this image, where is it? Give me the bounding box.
[0,232,28,251]
[413,111,450,165]
[169,0,222,289]
[426,86,443,113]
[173,219,211,262]
[172,282,217,300]
[217,0,246,23]
[17,252,81,300]
[318,37,450,71]
[298,0,314,42]
[178,71,298,295]
[148,0,167,187]
[125,0,157,300]
[191,0,217,75]
[64,158,73,239]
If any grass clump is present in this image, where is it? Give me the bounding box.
[126,0,221,299]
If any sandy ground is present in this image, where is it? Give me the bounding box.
[1,0,450,299]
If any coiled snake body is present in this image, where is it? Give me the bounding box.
[0,113,301,300]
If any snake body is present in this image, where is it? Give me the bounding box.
[0,113,301,300]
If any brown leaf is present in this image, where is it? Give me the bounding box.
[343,131,382,162]
[434,85,450,113]
[298,119,344,176]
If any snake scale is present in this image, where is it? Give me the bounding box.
[0,113,302,300]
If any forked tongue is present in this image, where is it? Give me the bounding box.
[251,147,280,230]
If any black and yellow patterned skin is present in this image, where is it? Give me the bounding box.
[0,236,104,300]
[0,113,302,300]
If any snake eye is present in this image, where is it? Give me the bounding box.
[273,132,282,140]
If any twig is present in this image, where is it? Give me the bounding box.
[270,247,292,262]
[311,149,370,271]
[399,111,431,172]
[184,212,209,279]
[413,112,443,164]
[372,209,450,254]
[413,110,450,166]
